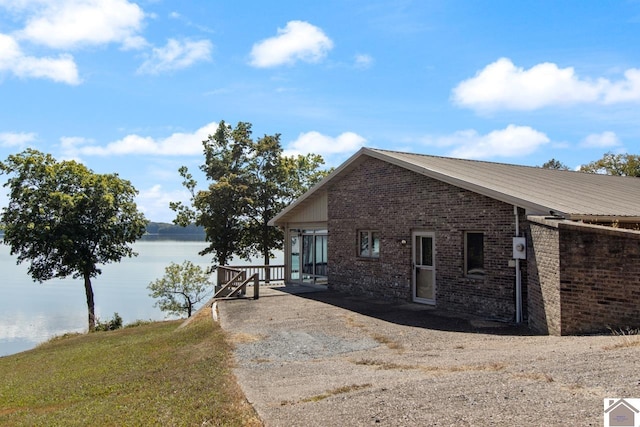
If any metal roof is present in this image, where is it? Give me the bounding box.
[270,147,640,225]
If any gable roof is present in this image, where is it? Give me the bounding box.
[270,147,640,226]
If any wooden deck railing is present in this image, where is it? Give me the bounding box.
[213,264,285,300]
[213,267,259,299]
[217,264,285,285]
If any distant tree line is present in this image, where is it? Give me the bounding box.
[4,222,201,239]
[542,152,640,177]
[145,222,205,238]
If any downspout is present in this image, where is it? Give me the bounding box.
[514,205,523,324]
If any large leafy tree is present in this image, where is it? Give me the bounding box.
[171,120,329,268]
[171,120,253,266]
[244,144,330,269]
[0,149,147,331]
[580,152,640,177]
[280,152,330,203]
[243,133,286,267]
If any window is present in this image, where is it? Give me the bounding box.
[359,230,380,258]
[465,232,484,277]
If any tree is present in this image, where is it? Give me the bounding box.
[243,133,287,268]
[147,261,212,317]
[541,158,570,170]
[243,139,330,274]
[171,121,330,268]
[0,149,147,331]
[579,152,640,177]
[280,152,332,203]
[171,120,253,266]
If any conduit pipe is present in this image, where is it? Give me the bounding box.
[514,205,523,323]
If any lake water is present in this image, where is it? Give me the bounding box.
[0,241,282,357]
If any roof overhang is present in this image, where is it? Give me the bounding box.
[270,147,640,227]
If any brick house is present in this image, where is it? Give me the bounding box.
[269,148,640,335]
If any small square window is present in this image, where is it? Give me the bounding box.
[359,230,380,258]
[465,232,484,277]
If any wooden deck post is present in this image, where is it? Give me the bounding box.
[253,274,259,299]
[215,267,225,293]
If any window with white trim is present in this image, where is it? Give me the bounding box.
[359,230,380,258]
[464,231,484,277]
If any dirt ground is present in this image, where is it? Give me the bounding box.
[216,285,640,426]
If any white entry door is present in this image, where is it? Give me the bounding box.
[412,231,435,304]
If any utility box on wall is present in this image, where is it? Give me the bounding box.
[513,237,526,259]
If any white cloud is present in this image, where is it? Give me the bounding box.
[62,122,219,157]
[0,33,79,84]
[13,52,79,82]
[137,38,212,75]
[249,21,333,68]
[452,58,605,111]
[0,33,23,61]
[603,69,640,103]
[166,10,214,35]
[285,131,366,160]
[0,131,37,148]
[17,0,146,50]
[58,136,91,160]
[422,125,550,159]
[452,58,640,112]
[136,184,190,223]
[0,0,43,12]
[60,135,91,150]
[580,131,620,148]
[354,53,373,69]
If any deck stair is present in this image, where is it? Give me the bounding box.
[213,266,259,299]
[213,264,286,300]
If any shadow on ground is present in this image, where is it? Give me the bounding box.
[262,284,534,336]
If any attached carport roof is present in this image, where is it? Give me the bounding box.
[269,147,640,226]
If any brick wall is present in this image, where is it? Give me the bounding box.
[558,221,640,335]
[527,218,561,335]
[327,157,520,321]
[527,217,640,335]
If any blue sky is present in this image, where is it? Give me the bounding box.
[1,1,640,222]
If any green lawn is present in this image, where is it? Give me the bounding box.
[0,308,261,426]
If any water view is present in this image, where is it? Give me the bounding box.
[1,240,217,357]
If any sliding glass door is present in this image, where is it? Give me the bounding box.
[289,229,328,284]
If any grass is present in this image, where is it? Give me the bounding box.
[371,333,404,351]
[0,308,261,426]
[352,358,506,374]
[279,383,373,407]
[512,372,555,382]
[301,384,373,403]
[604,327,640,350]
[342,315,404,351]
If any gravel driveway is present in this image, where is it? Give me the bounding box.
[216,284,639,426]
